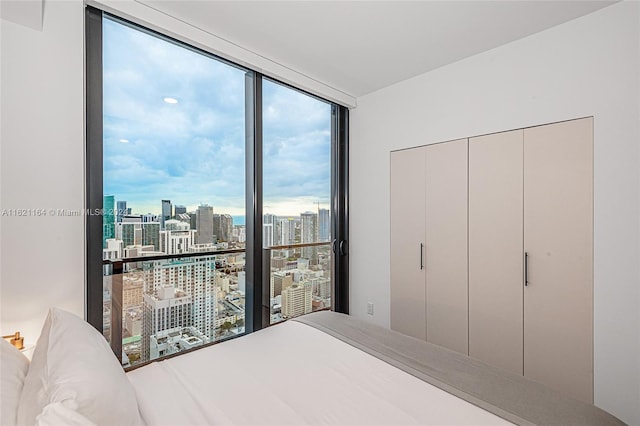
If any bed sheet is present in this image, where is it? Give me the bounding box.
[127,320,511,425]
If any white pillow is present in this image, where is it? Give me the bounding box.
[36,400,97,426]
[17,308,143,425]
[1,338,30,426]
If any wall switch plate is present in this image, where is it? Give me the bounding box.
[367,302,374,316]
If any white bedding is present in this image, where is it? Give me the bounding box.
[127,320,512,425]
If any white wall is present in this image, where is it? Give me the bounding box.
[350,2,639,423]
[1,1,85,342]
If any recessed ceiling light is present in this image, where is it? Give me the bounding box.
[163,97,178,104]
[119,139,129,143]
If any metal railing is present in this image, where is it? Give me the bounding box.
[103,242,333,369]
[103,248,246,368]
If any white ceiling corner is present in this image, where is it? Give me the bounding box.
[0,0,43,31]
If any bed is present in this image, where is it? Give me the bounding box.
[1,308,624,426]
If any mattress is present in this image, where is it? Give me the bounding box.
[127,317,511,425]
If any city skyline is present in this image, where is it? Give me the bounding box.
[102,17,331,218]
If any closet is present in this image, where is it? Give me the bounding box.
[390,138,468,354]
[390,117,593,403]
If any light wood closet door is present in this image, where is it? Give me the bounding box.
[390,147,427,341]
[469,130,524,375]
[425,139,468,354]
[524,118,593,403]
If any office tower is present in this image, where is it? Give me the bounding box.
[281,282,312,318]
[116,200,127,223]
[103,195,116,248]
[318,208,330,242]
[189,212,197,230]
[213,214,233,242]
[174,205,187,215]
[196,205,214,244]
[301,211,319,264]
[116,222,141,247]
[161,200,172,230]
[121,216,143,247]
[263,214,276,247]
[142,222,160,251]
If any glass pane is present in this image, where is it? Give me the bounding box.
[102,17,247,366]
[262,79,332,324]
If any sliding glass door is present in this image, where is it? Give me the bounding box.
[262,79,333,324]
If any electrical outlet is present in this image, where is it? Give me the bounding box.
[367,302,374,316]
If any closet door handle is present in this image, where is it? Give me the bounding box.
[524,252,529,286]
[420,243,424,270]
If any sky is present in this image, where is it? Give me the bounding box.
[103,18,331,218]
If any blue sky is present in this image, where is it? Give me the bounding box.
[103,18,331,218]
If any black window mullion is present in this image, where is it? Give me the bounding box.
[244,72,266,332]
[332,106,349,314]
[85,6,105,334]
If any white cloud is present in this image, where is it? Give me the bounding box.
[103,18,331,218]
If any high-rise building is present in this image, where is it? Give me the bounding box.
[315,277,331,300]
[116,221,141,247]
[277,217,297,246]
[103,195,116,248]
[142,213,159,223]
[301,211,319,264]
[196,205,214,244]
[272,271,293,297]
[281,282,312,318]
[159,229,197,255]
[318,208,330,242]
[116,200,127,223]
[141,285,193,362]
[144,256,218,341]
[174,205,187,216]
[161,200,172,230]
[165,219,189,231]
[263,214,276,247]
[103,238,123,260]
[213,214,233,242]
[142,223,160,251]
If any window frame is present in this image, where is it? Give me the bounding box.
[85,6,349,347]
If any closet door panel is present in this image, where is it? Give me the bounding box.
[469,130,524,375]
[425,139,468,354]
[390,147,427,340]
[524,118,593,403]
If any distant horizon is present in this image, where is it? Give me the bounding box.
[104,197,333,227]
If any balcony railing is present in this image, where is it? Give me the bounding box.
[103,248,247,369]
[103,242,332,369]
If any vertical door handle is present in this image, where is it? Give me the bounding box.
[420,243,424,270]
[524,252,529,286]
[339,240,347,256]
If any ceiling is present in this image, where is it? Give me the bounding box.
[139,0,616,98]
[3,1,617,98]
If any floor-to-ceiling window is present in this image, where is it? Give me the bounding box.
[86,7,348,368]
[262,79,333,324]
